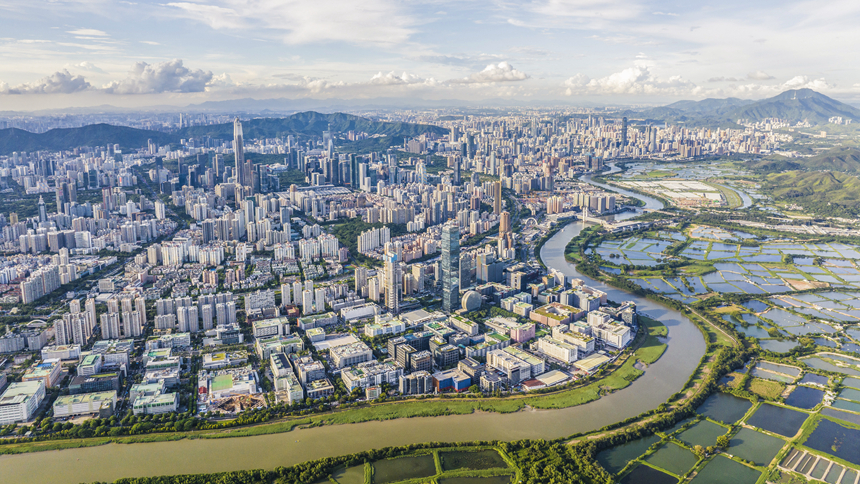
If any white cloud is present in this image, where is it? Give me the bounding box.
[0,69,91,94]
[782,75,832,91]
[66,61,106,74]
[369,71,429,85]
[163,0,414,46]
[103,59,213,94]
[140,41,161,45]
[450,62,529,84]
[563,66,696,96]
[747,70,774,80]
[66,28,109,37]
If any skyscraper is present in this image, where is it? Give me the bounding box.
[621,117,628,147]
[383,244,402,314]
[492,181,502,215]
[233,118,246,187]
[38,196,47,223]
[441,224,460,313]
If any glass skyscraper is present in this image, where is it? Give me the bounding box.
[441,224,460,312]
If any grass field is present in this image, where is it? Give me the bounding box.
[747,378,786,401]
[704,182,743,208]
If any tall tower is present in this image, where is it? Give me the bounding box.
[383,246,401,314]
[233,118,245,187]
[621,117,628,147]
[441,224,460,313]
[493,181,502,215]
[38,196,47,223]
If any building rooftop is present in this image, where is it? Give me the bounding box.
[54,391,116,407]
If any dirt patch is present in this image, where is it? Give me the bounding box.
[787,279,829,291]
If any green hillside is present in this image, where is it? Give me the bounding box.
[178,111,446,139]
[751,147,860,174]
[0,124,175,154]
[0,112,444,155]
[763,170,860,216]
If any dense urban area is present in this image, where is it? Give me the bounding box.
[3,88,860,484]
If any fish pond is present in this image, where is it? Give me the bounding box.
[803,418,860,467]
[696,392,752,424]
[619,464,677,484]
[644,442,699,476]
[596,435,661,474]
[691,455,761,484]
[785,386,826,410]
[677,420,728,448]
[728,428,785,466]
[372,455,437,484]
[746,404,809,437]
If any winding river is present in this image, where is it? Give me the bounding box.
[0,168,706,484]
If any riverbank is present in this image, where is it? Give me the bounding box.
[0,316,668,456]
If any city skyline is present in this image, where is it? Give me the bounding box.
[1,1,860,110]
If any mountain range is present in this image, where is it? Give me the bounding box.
[627,89,860,126]
[0,111,445,155]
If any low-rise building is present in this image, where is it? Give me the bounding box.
[465,332,511,359]
[306,327,326,342]
[292,355,326,383]
[40,344,81,361]
[399,370,433,395]
[330,341,373,368]
[77,354,102,377]
[364,315,406,338]
[69,373,121,394]
[0,381,45,425]
[535,337,578,364]
[552,326,596,354]
[274,371,304,404]
[22,359,63,388]
[305,378,335,400]
[52,391,116,418]
[255,333,304,359]
[252,317,289,339]
[133,392,178,415]
[296,312,337,330]
[340,360,402,391]
[529,302,578,327]
[202,351,248,370]
[432,369,471,392]
[448,315,479,336]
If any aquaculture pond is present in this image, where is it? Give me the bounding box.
[843,376,860,389]
[619,464,677,484]
[757,361,801,377]
[696,392,752,424]
[438,477,512,484]
[838,387,860,402]
[803,418,860,467]
[759,339,800,353]
[677,420,728,448]
[596,435,661,474]
[785,386,826,410]
[439,450,508,471]
[822,407,860,426]
[690,455,761,484]
[372,455,437,484]
[728,428,785,466]
[745,404,809,437]
[800,373,829,386]
[801,355,860,377]
[644,442,699,476]
[331,465,366,484]
[832,399,860,413]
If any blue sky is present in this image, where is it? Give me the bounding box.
[0,0,857,109]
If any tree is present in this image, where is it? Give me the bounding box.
[693,445,705,457]
[716,435,730,449]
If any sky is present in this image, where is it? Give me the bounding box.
[0,0,858,110]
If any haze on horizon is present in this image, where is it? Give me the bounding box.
[1,0,858,111]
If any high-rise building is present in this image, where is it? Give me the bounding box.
[621,117,628,147]
[233,118,246,188]
[383,246,401,314]
[38,196,47,223]
[441,224,460,313]
[499,211,511,234]
[492,181,502,215]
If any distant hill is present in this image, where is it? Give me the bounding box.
[728,89,860,123]
[627,89,860,126]
[178,112,446,139]
[762,170,860,216]
[0,111,444,155]
[751,147,860,174]
[0,124,175,155]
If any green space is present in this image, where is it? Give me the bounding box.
[439,449,508,472]
[747,378,786,401]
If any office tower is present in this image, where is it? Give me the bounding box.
[233,118,246,187]
[441,224,460,312]
[454,156,461,186]
[38,196,47,223]
[492,181,502,215]
[350,154,359,188]
[383,245,402,314]
[621,117,628,147]
[499,211,511,234]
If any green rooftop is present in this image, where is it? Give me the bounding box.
[211,375,234,392]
